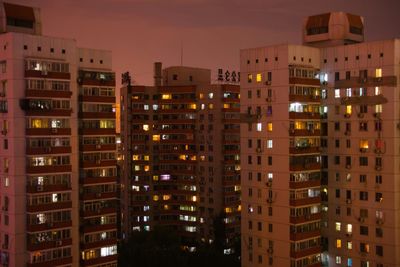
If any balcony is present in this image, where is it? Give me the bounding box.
[26,183,71,193]
[289,180,320,189]
[80,255,117,267]
[81,176,117,185]
[27,257,72,267]
[340,95,388,106]
[27,238,72,251]
[290,196,321,206]
[80,144,116,152]
[289,112,321,120]
[26,146,72,155]
[289,77,321,86]
[289,162,321,171]
[80,95,116,103]
[289,94,320,103]
[25,69,71,80]
[81,192,117,201]
[290,229,321,241]
[290,246,321,258]
[81,223,117,233]
[26,128,71,136]
[81,207,117,218]
[26,201,72,212]
[290,213,321,224]
[26,165,72,174]
[80,112,116,119]
[27,221,72,232]
[81,238,118,250]
[289,129,321,137]
[80,128,115,135]
[26,89,72,99]
[334,76,397,88]
[289,146,320,154]
[81,159,117,168]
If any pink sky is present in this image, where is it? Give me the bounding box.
[8,0,400,86]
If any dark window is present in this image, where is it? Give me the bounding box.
[90,59,94,63]
[359,191,368,201]
[37,46,41,52]
[274,57,278,61]
[264,58,268,62]
[380,53,384,58]
[356,55,359,60]
[268,156,272,165]
[335,72,340,81]
[100,60,103,64]
[376,175,382,184]
[268,223,273,232]
[346,71,350,80]
[50,48,54,53]
[359,157,368,166]
[334,122,340,131]
[173,74,178,80]
[335,139,340,148]
[62,49,66,54]
[360,225,368,235]
[360,174,367,183]
[334,156,340,165]
[323,59,327,63]
[334,58,338,62]
[368,54,371,59]
[255,59,259,63]
[257,222,262,231]
[23,45,28,50]
[376,228,383,237]
[335,189,340,198]
[345,57,348,61]
[376,245,383,256]
[375,192,383,202]
[247,60,250,64]
[79,58,83,62]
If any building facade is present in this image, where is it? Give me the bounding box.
[0,2,118,267]
[120,64,241,251]
[241,12,400,267]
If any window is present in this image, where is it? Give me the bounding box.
[256,73,262,82]
[247,74,253,83]
[375,68,382,78]
[360,225,368,235]
[334,89,340,98]
[359,191,368,201]
[336,239,342,248]
[267,122,272,132]
[268,156,272,166]
[335,222,341,231]
[335,72,340,81]
[256,123,262,132]
[360,174,367,183]
[376,175,382,184]
[268,223,273,232]
[267,140,273,148]
[376,227,383,238]
[375,192,383,202]
[257,222,262,231]
[376,245,383,256]
[335,256,341,264]
[359,157,368,166]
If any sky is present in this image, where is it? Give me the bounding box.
[9,0,400,86]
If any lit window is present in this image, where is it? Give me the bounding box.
[336,239,342,248]
[256,73,262,82]
[267,173,273,180]
[52,193,58,202]
[346,88,352,97]
[267,139,273,148]
[375,68,382,78]
[132,185,139,191]
[152,104,158,110]
[153,195,159,201]
[4,177,9,187]
[256,123,262,132]
[188,103,196,109]
[335,89,340,98]
[208,103,214,109]
[199,93,204,99]
[152,135,160,141]
[347,241,352,250]
[267,122,273,132]
[152,175,159,181]
[201,104,205,110]
[192,196,197,202]
[359,140,369,149]
[143,124,149,131]
[347,258,352,267]
[335,222,341,231]
[162,94,171,99]
[375,86,381,95]
[100,245,117,257]
[208,93,214,99]
[347,224,352,233]
[144,155,149,161]
[144,104,149,110]
[335,256,341,264]
[144,165,149,171]
[346,105,352,115]
[247,74,253,83]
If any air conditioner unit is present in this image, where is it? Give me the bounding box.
[267,247,273,254]
[322,81,328,85]
[346,199,352,204]
[266,198,273,204]
[1,206,7,211]
[375,165,382,171]
[56,240,62,246]
[256,114,262,119]
[266,97,272,102]
[266,181,272,187]
[96,193,102,198]
[256,147,262,153]
[51,128,58,133]
[2,244,8,249]
[265,81,271,85]
[1,129,7,135]
[96,159,101,164]
[346,164,352,169]
[344,113,351,118]
[358,113,364,118]
[373,113,380,118]
[359,148,367,153]
[376,218,384,225]
[346,233,352,237]
[37,185,43,191]
[358,217,365,223]
[374,148,382,154]
[96,144,102,149]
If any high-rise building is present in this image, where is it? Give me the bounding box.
[240,12,400,267]
[0,2,118,266]
[120,63,241,251]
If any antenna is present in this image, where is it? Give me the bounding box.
[180,41,183,66]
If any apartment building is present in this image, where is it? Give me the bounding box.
[0,2,118,266]
[120,63,241,251]
[240,12,400,267]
